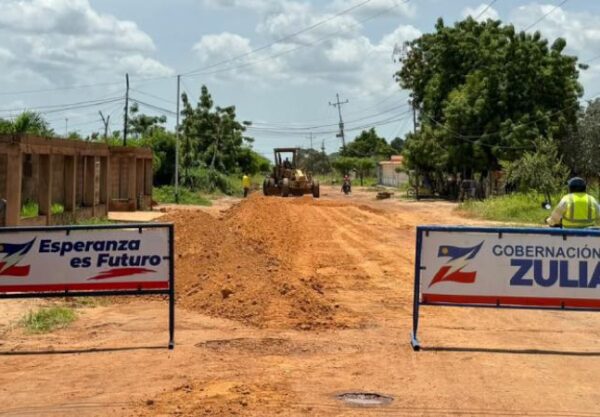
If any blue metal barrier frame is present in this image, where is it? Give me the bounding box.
[411,225,600,351]
[0,222,176,350]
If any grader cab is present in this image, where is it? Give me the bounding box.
[263,148,320,198]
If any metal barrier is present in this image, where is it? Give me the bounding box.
[0,222,175,349]
[411,225,600,351]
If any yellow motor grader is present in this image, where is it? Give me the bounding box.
[263,148,320,198]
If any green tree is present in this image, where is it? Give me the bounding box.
[354,158,376,186]
[180,85,253,176]
[563,99,600,187]
[341,128,393,158]
[10,111,54,136]
[297,148,331,174]
[397,17,583,178]
[390,137,405,153]
[128,103,167,138]
[331,156,356,177]
[504,138,569,205]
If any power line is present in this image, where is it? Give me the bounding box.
[130,88,176,105]
[523,0,569,32]
[130,98,177,115]
[0,74,174,98]
[474,0,498,20]
[0,96,123,115]
[181,0,375,76]
[183,0,411,79]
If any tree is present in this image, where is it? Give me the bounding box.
[341,128,393,158]
[331,157,356,177]
[397,17,583,179]
[10,111,54,136]
[354,158,376,186]
[180,85,253,175]
[331,156,376,186]
[562,99,600,187]
[128,102,167,138]
[297,148,331,174]
[390,137,405,153]
[504,138,569,205]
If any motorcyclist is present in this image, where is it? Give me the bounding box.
[546,177,600,228]
[342,174,352,194]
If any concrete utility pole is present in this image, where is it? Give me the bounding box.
[307,132,314,150]
[99,111,110,140]
[409,98,418,133]
[175,74,181,204]
[329,93,349,150]
[123,73,130,146]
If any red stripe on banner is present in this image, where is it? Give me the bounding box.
[0,263,30,277]
[422,293,600,309]
[88,268,156,280]
[0,281,169,293]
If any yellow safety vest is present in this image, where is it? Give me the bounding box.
[242,175,251,188]
[563,193,597,228]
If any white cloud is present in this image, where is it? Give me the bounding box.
[201,0,274,11]
[510,4,600,97]
[330,0,417,19]
[462,3,500,21]
[0,0,173,90]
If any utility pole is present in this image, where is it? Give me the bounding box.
[307,132,314,150]
[409,99,418,134]
[329,93,349,150]
[321,140,325,154]
[123,73,129,146]
[175,74,181,203]
[65,118,68,137]
[99,111,110,140]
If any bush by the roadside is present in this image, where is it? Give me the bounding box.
[154,186,212,206]
[20,306,77,334]
[458,193,560,225]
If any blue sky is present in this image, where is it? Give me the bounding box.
[0,0,599,158]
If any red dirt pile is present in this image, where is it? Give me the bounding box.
[164,195,351,329]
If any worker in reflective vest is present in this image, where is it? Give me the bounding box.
[547,177,600,228]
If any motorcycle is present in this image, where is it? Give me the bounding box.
[342,180,352,195]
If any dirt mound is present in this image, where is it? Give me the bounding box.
[165,195,352,329]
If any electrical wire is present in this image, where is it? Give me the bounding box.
[523,0,569,32]
[184,0,412,78]
[474,0,498,20]
[181,0,375,76]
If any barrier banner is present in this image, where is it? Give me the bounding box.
[0,225,170,292]
[0,223,175,349]
[411,226,600,350]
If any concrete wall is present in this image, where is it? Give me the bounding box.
[378,164,408,187]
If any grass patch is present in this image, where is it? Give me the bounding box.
[20,306,77,334]
[458,193,560,225]
[20,201,38,218]
[20,201,64,218]
[75,217,114,225]
[64,297,108,308]
[154,186,212,206]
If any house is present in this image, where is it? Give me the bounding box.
[377,155,408,187]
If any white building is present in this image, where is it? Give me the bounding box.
[377,155,408,187]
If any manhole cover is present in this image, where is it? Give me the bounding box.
[336,392,393,407]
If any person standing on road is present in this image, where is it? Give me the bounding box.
[242,173,251,198]
[546,177,600,228]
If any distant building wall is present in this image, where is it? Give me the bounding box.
[377,155,408,187]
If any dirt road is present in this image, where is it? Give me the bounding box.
[2,187,600,416]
